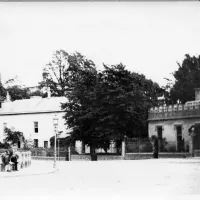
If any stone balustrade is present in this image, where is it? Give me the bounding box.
[19,151,32,168]
[0,151,31,172]
[148,102,200,121]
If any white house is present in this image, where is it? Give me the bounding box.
[0,91,69,148]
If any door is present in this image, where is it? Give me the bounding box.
[176,126,184,152]
[44,141,48,149]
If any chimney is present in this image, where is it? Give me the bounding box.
[6,91,11,102]
[47,87,51,98]
[195,88,200,101]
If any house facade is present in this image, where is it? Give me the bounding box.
[0,92,69,148]
[148,89,200,153]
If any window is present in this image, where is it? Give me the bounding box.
[176,126,182,140]
[34,122,38,133]
[44,141,48,149]
[34,139,38,148]
[157,126,163,140]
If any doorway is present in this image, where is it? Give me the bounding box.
[176,126,184,152]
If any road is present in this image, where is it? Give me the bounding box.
[1,158,200,199]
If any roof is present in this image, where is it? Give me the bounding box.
[0,96,68,115]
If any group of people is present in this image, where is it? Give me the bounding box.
[1,150,20,172]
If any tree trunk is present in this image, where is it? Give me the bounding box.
[82,140,85,154]
[90,142,97,161]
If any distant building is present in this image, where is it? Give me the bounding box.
[148,88,200,153]
[0,89,69,148]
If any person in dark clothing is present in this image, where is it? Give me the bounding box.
[10,153,19,171]
[2,151,11,172]
[153,138,159,158]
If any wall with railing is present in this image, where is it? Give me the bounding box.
[148,102,200,121]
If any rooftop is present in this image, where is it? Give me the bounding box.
[0,96,67,115]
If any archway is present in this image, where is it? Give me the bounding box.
[189,123,200,156]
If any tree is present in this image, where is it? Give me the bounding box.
[168,54,200,104]
[61,54,163,155]
[6,85,30,101]
[4,127,25,146]
[61,52,98,155]
[0,142,10,149]
[1,76,33,101]
[0,74,6,99]
[28,89,44,97]
[39,50,70,97]
[50,136,71,148]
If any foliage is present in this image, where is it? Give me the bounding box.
[23,139,34,150]
[168,54,200,104]
[39,50,70,97]
[149,135,158,142]
[188,123,200,134]
[0,142,11,149]
[50,136,71,148]
[58,50,163,154]
[0,80,6,99]
[6,85,30,101]
[29,90,44,97]
[4,127,25,145]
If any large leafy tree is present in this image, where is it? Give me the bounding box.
[61,53,163,154]
[169,54,200,104]
[62,52,98,154]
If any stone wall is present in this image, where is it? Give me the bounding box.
[148,117,200,152]
[31,152,191,161]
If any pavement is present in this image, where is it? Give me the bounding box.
[1,158,200,199]
[0,160,57,178]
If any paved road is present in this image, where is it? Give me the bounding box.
[1,159,200,199]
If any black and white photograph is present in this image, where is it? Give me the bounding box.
[0,1,200,199]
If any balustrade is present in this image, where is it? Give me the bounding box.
[149,102,200,120]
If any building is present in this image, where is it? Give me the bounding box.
[0,90,69,148]
[148,88,200,153]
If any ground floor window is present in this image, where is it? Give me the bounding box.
[157,126,163,140]
[176,125,184,152]
[34,139,38,148]
[44,141,48,149]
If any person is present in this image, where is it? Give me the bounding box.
[2,151,11,172]
[153,138,159,159]
[10,150,20,171]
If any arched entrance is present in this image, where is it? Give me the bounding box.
[189,123,200,156]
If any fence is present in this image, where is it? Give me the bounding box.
[126,138,153,153]
[126,137,190,153]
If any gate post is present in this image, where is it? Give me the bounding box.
[190,128,196,157]
[122,135,127,159]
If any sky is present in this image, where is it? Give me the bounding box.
[0,2,200,87]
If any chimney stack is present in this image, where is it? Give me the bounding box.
[195,88,200,101]
[47,87,51,98]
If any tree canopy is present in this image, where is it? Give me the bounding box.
[4,127,25,145]
[168,54,200,104]
[58,50,163,153]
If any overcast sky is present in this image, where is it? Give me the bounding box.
[0,2,200,87]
